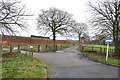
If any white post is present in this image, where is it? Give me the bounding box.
[106,44,109,61]
[40,46,41,51]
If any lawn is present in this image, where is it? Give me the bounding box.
[2,52,47,78]
[81,52,120,66]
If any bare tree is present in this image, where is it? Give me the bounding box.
[0,0,29,35]
[71,23,88,43]
[0,0,30,54]
[37,8,75,51]
[89,0,120,57]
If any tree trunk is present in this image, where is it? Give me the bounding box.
[113,12,120,57]
[114,41,120,58]
[79,35,81,42]
[0,34,2,55]
[0,43,2,55]
[78,33,81,50]
[113,30,120,57]
[112,26,120,57]
[53,31,56,52]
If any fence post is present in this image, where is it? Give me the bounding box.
[100,47,102,53]
[24,44,27,54]
[82,46,84,52]
[26,50,27,54]
[104,48,106,53]
[31,48,33,55]
[24,44,26,51]
[61,44,62,49]
[29,48,33,55]
[38,45,40,52]
[109,49,112,53]
[92,47,94,51]
[10,44,13,53]
[18,44,21,53]
[46,44,48,50]
[55,45,57,51]
[112,49,114,53]
[67,44,68,47]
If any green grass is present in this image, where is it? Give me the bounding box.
[3,44,10,48]
[3,50,9,53]
[0,58,1,79]
[2,53,47,78]
[83,44,115,55]
[87,44,114,49]
[2,44,74,78]
[81,52,120,66]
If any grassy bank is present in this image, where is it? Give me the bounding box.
[80,44,120,66]
[81,52,120,66]
[2,52,47,78]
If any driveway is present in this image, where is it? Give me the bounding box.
[33,46,93,67]
[33,46,119,78]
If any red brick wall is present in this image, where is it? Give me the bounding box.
[2,35,79,44]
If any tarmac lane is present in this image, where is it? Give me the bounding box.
[33,46,119,78]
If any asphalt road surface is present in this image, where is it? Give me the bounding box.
[3,46,119,78]
[33,46,119,78]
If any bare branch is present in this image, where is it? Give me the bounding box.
[37,8,75,41]
[0,0,30,35]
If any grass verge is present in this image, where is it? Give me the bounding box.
[81,52,120,67]
[2,52,47,78]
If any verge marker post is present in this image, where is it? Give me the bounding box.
[106,44,109,61]
[105,37,112,61]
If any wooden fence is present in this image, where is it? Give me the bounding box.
[2,35,80,53]
[3,43,75,53]
[80,46,114,53]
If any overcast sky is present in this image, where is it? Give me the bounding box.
[19,0,95,40]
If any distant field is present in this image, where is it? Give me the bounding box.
[82,44,115,55]
[87,44,114,49]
